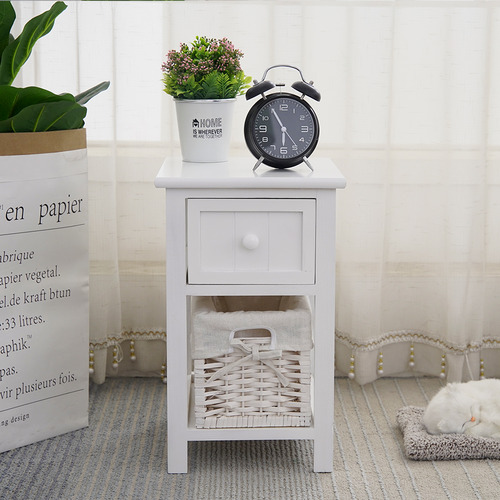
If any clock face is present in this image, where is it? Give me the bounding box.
[244,93,319,168]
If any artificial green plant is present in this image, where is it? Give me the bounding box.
[162,36,251,100]
[0,1,109,133]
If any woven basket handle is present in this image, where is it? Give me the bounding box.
[206,327,289,387]
[229,326,277,350]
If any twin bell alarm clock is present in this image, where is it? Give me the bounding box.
[244,64,321,170]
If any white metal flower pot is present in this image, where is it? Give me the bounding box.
[174,99,236,163]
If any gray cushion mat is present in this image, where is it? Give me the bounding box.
[396,406,500,460]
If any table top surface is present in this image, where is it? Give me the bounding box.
[155,157,346,190]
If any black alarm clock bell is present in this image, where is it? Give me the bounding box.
[244,64,321,171]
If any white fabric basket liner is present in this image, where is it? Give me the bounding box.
[191,296,313,359]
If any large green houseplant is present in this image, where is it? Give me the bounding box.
[0,1,108,134]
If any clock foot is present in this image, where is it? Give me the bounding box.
[252,157,265,171]
[303,156,314,171]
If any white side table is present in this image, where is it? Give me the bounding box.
[155,158,345,473]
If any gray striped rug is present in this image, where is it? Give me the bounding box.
[1,377,499,499]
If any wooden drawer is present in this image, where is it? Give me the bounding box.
[187,198,316,284]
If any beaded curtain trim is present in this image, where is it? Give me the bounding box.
[88,330,498,381]
[336,329,500,354]
[89,331,166,379]
[89,330,166,351]
[339,329,500,380]
[90,330,499,355]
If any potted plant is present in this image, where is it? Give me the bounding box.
[0,1,108,453]
[162,36,250,162]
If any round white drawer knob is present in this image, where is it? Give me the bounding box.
[242,233,260,250]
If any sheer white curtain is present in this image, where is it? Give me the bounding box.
[12,1,500,384]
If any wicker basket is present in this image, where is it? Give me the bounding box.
[192,296,312,429]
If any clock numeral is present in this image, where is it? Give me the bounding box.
[301,126,309,133]
[280,147,288,155]
[299,137,305,142]
[279,104,288,111]
[259,125,267,133]
[262,137,268,143]
[262,115,269,121]
[300,115,306,121]
[292,145,298,151]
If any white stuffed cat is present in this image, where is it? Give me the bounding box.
[423,379,500,440]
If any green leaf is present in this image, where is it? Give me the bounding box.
[0,85,74,120]
[195,71,251,100]
[178,74,202,99]
[75,81,110,105]
[0,2,16,61]
[0,1,67,86]
[0,100,86,133]
[199,72,220,99]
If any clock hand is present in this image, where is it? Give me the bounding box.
[271,108,288,146]
[285,130,297,147]
[271,108,284,127]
